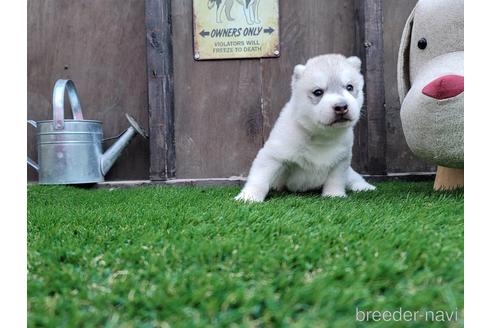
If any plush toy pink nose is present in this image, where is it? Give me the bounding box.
[422,75,464,100]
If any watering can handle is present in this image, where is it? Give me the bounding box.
[52,79,84,130]
[27,120,39,171]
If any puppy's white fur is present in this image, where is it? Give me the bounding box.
[236,54,375,202]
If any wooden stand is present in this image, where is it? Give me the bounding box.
[433,166,464,191]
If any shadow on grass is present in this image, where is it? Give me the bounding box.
[262,181,463,203]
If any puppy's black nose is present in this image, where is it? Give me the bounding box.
[333,103,348,115]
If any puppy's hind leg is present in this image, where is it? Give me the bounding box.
[235,150,283,203]
[346,167,376,192]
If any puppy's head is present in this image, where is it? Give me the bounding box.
[291,54,364,130]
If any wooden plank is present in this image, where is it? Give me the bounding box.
[145,0,176,180]
[382,0,435,173]
[27,0,149,181]
[353,1,369,175]
[172,0,263,179]
[355,0,387,175]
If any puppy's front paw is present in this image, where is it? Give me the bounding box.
[322,189,347,198]
[235,188,265,203]
[349,181,376,192]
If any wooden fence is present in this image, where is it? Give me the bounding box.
[27,0,434,182]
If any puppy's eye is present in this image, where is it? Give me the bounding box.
[346,84,354,92]
[312,89,324,97]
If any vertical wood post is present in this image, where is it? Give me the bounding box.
[145,0,176,180]
[355,0,387,175]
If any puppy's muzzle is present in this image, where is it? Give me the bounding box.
[333,102,348,115]
[329,103,352,125]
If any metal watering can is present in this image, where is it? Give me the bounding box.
[27,79,148,184]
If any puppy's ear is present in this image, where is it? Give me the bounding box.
[292,64,306,84]
[346,56,362,71]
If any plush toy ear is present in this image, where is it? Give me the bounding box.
[346,56,362,71]
[397,6,416,105]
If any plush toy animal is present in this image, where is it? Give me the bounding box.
[397,0,464,190]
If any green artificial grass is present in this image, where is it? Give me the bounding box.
[27,182,463,327]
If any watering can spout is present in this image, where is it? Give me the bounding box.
[100,114,148,176]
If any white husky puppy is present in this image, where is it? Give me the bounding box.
[235,54,376,202]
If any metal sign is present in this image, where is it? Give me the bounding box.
[193,0,280,60]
